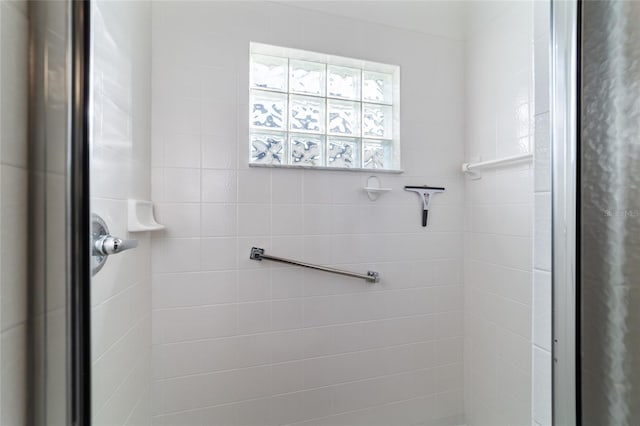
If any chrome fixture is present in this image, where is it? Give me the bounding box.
[404,185,445,227]
[249,247,380,283]
[92,214,138,275]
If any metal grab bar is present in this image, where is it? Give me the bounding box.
[249,247,380,283]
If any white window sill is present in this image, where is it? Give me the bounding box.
[248,163,403,174]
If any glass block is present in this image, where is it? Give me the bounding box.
[363,139,392,169]
[327,137,359,168]
[327,65,361,100]
[250,131,286,165]
[250,54,288,91]
[363,103,393,139]
[290,60,325,96]
[363,70,393,104]
[327,99,360,137]
[290,95,325,133]
[290,134,324,166]
[251,90,287,130]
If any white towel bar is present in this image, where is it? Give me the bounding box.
[462,153,533,179]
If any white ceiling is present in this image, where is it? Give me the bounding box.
[277,1,467,40]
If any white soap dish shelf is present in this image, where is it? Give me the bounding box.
[364,176,391,201]
[128,199,165,232]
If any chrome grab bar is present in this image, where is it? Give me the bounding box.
[249,247,380,283]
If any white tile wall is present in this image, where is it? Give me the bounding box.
[91,1,153,424]
[0,1,29,423]
[532,1,552,425]
[463,2,536,425]
[151,2,465,424]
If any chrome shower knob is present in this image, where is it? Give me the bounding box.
[94,235,138,256]
[91,213,138,275]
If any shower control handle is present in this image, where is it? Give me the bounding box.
[94,235,138,256]
[91,213,138,275]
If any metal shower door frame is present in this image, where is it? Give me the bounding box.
[551,0,580,424]
[69,0,92,424]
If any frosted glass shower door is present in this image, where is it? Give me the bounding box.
[580,1,640,423]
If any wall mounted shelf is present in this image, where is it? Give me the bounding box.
[364,176,391,201]
[128,199,165,232]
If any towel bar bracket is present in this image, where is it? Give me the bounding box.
[250,247,266,260]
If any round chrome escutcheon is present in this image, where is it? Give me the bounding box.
[91,214,110,276]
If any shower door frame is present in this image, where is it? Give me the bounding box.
[63,1,584,424]
[69,0,93,424]
[64,1,586,424]
[551,0,580,424]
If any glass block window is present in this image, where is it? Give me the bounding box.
[249,43,401,171]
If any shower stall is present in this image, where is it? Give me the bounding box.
[0,0,637,425]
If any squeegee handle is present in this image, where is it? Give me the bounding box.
[422,210,428,227]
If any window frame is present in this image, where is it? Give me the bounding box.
[248,42,402,173]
